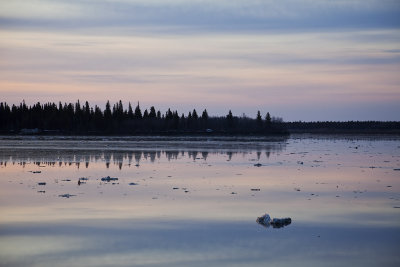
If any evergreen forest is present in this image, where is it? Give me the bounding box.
[0,100,284,135]
[1,100,399,135]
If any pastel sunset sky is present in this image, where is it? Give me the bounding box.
[1,0,399,121]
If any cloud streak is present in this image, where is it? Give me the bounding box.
[1,0,399,33]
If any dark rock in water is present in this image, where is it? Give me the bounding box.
[129,182,138,185]
[79,177,89,181]
[257,213,292,229]
[38,182,46,186]
[251,188,261,191]
[101,176,118,182]
[271,218,292,228]
[58,194,76,198]
[393,169,400,171]
[254,163,262,167]
[32,171,41,174]
[173,187,179,190]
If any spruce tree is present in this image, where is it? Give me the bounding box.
[256,110,262,128]
[149,106,156,118]
[134,102,142,119]
[201,109,208,120]
[128,102,134,119]
[192,109,198,119]
[265,112,271,125]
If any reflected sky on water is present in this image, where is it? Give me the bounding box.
[0,136,399,266]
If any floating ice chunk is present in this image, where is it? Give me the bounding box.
[257,213,271,226]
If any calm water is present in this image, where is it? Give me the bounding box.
[0,136,399,267]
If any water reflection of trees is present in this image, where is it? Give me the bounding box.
[0,144,285,169]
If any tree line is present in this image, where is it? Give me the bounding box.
[0,100,285,135]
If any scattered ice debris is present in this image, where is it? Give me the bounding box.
[58,194,76,198]
[251,189,261,191]
[101,176,118,182]
[256,213,292,229]
[129,182,138,185]
[254,163,262,167]
[37,182,46,186]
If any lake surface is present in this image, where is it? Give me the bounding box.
[0,135,399,267]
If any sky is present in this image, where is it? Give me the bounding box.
[0,0,399,121]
